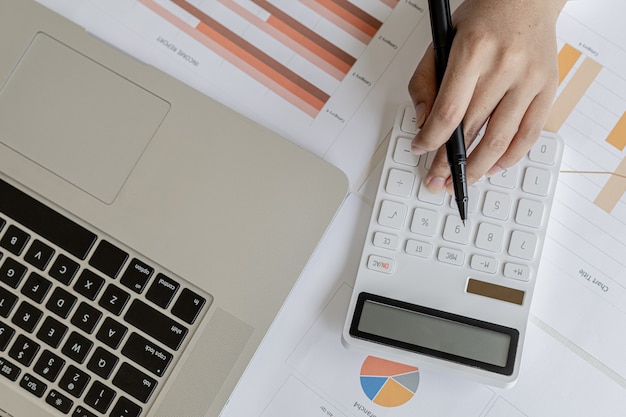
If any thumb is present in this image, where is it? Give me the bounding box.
[408,45,438,129]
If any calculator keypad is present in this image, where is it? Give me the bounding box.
[368,106,562,291]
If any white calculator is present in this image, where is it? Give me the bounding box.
[343,103,563,387]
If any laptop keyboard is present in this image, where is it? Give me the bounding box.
[0,178,212,417]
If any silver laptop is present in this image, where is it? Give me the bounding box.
[0,1,348,416]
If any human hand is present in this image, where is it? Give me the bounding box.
[408,0,566,193]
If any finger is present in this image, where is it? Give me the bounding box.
[464,90,534,183]
[408,45,438,129]
[489,87,556,173]
[411,42,481,155]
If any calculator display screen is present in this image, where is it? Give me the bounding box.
[351,293,518,375]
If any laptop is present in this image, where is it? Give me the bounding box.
[0,1,348,416]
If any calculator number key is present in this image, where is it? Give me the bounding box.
[482,191,511,221]
[522,167,551,196]
[475,223,504,253]
[442,216,470,244]
[515,199,545,228]
[508,231,538,260]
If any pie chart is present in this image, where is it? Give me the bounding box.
[359,356,419,407]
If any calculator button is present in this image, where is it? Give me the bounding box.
[529,136,558,165]
[437,247,465,266]
[378,201,408,230]
[410,208,439,236]
[470,255,498,274]
[475,223,504,253]
[417,181,445,205]
[508,231,538,260]
[450,186,480,213]
[386,169,415,198]
[400,107,419,134]
[488,165,519,189]
[367,255,394,274]
[504,263,531,281]
[515,199,545,228]
[442,216,470,244]
[482,191,511,221]
[393,138,419,166]
[373,232,400,251]
[405,240,433,258]
[522,167,551,196]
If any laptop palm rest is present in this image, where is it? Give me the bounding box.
[0,33,169,204]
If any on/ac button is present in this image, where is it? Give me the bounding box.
[367,255,394,274]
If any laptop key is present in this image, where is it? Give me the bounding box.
[110,396,142,417]
[36,316,69,348]
[99,283,130,316]
[46,389,74,414]
[84,380,116,413]
[0,224,30,256]
[11,301,43,333]
[120,258,154,294]
[21,272,52,304]
[0,321,15,350]
[59,364,91,397]
[62,331,93,364]
[19,373,47,398]
[0,356,21,381]
[113,362,157,403]
[0,286,18,318]
[145,273,179,308]
[46,287,78,318]
[49,253,80,285]
[72,406,98,417]
[24,239,55,270]
[34,349,65,382]
[96,317,128,349]
[172,288,207,325]
[0,179,97,260]
[89,239,128,279]
[0,257,27,288]
[124,299,188,350]
[121,332,172,377]
[74,269,105,301]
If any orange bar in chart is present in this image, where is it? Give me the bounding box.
[302,0,382,44]
[557,43,582,84]
[594,157,626,213]
[606,112,626,151]
[544,57,602,133]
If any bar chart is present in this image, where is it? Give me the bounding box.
[138,0,400,117]
[547,39,626,214]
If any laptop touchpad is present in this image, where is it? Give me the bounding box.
[0,33,169,204]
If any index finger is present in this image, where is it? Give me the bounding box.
[411,44,480,155]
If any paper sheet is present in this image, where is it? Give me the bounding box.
[32,0,626,414]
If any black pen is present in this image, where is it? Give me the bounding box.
[427,0,468,224]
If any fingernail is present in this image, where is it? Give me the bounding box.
[414,102,426,128]
[411,139,427,156]
[487,165,504,177]
[426,175,446,192]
